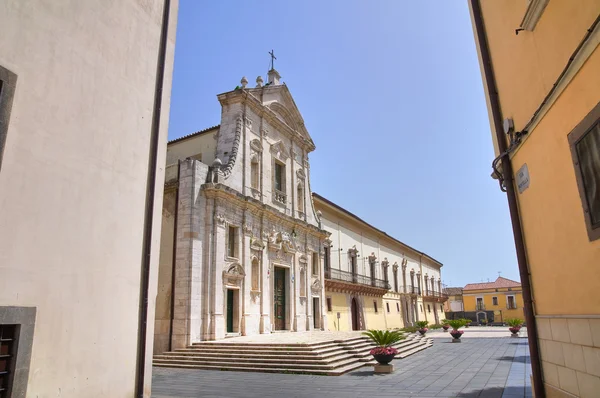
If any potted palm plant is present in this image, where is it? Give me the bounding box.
[362,329,406,365]
[448,319,466,342]
[415,321,428,335]
[441,319,450,332]
[506,318,523,337]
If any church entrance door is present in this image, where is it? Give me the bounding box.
[274,267,286,330]
[351,297,360,330]
[226,289,234,333]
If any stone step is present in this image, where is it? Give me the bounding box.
[173,346,342,356]
[154,350,359,365]
[153,361,367,376]
[183,343,338,352]
[153,333,433,376]
[153,356,359,370]
[191,340,338,349]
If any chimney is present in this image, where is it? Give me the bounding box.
[267,69,281,85]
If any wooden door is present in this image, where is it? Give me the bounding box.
[226,289,234,333]
[274,268,286,330]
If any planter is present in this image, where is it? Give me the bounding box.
[418,328,428,336]
[442,326,449,332]
[509,327,520,337]
[373,353,395,365]
[450,330,464,343]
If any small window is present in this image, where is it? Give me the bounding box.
[297,184,304,213]
[507,296,517,309]
[440,305,444,312]
[312,252,319,275]
[396,302,400,312]
[251,258,259,291]
[274,161,285,192]
[386,303,390,313]
[569,102,600,241]
[324,246,330,277]
[300,269,306,297]
[374,301,378,313]
[326,297,332,312]
[492,297,498,306]
[420,305,423,312]
[227,226,238,258]
[250,156,259,189]
[427,304,431,313]
[0,65,17,173]
[0,324,17,397]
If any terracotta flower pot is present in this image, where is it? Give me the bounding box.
[418,328,428,336]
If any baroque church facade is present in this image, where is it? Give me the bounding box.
[154,69,446,353]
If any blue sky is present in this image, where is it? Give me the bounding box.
[167,0,519,287]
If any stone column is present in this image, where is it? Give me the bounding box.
[172,160,205,348]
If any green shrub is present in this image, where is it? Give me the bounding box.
[447,319,467,330]
[401,326,418,333]
[506,318,523,327]
[415,320,429,329]
[429,324,442,330]
[362,329,406,347]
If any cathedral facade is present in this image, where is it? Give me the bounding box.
[154,69,446,353]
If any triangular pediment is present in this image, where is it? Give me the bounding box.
[262,85,314,147]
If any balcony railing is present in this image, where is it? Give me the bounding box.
[273,190,286,205]
[327,268,390,290]
[507,304,517,310]
[423,290,449,300]
[407,285,421,295]
[476,303,486,310]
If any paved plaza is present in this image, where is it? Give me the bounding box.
[152,327,532,398]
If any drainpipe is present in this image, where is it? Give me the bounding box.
[135,0,171,396]
[470,1,544,396]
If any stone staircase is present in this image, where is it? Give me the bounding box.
[153,333,433,376]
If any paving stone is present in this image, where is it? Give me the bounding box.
[152,334,532,397]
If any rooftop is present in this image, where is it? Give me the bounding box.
[313,192,443,267]
[443,287,463,296]
[463,277,521,291]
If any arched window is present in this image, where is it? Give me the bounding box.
[250,156,259,189]
[251,258,259,291]
[297,183,304,213]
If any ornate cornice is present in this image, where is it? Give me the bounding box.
[202,183,329,239]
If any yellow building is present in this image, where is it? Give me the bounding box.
[314,193,447,332]
[463,277,524,324]
[443,287,464,313]
[469,1,600,397]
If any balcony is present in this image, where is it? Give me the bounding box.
[406,285,421,295]
[423,290,449,302]
[273,190,286,205]
[507,304,517,310]
[476,303,486,311]
[325,268,390,296]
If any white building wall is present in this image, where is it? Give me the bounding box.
[0,1,178,396]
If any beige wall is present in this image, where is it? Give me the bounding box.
[166,129,218,166]
[0,1,178,396]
